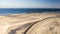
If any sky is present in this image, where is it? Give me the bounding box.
[0,0,60,8]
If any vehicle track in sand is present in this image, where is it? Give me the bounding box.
[1,12,60,34]
[25,16,60,34]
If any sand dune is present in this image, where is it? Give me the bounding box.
[0,12,60,34]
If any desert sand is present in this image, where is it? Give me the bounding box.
[0,12,60,34]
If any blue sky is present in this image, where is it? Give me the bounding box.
[0,0,60,8]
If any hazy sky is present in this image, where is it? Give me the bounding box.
[0,0,60,8]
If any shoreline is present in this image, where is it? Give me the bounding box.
[0,12,60,34]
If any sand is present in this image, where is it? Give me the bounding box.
[0,12,60,34]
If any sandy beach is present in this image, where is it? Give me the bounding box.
[0,12,60,34]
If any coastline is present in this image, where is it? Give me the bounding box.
[0,12,60,34]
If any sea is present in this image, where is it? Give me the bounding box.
[0,8,60,15]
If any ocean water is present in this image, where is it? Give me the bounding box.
[0,8,60,15]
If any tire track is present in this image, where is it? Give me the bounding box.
[24,15,60,34]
